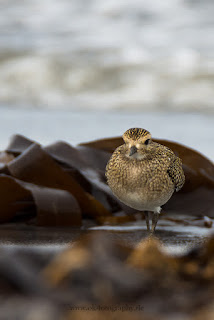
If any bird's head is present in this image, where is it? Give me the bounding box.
[122,128,152,159]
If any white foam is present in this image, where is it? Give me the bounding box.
[0,0,213,112]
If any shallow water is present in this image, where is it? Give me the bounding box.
[0,216,212,257]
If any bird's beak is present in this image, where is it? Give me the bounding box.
[129,145,138,156]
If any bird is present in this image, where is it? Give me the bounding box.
[105,128,185,233]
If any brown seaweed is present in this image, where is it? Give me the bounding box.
[0,174,82,226]
[0,133,213,227]
[7,142,111,222]
[0,230,214,319]
[0,175,32,223]
[42,233,214,318]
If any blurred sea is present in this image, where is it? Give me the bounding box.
[0,108,214,161]
[0,0,214,112]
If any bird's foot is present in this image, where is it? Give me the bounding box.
[144,211,150,232]
[151,212,159,233]
[144,211,160,235]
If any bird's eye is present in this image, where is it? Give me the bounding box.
[144,139,150,145]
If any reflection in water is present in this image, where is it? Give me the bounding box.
[0,218,212,256]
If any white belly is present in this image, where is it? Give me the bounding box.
[116,190,172,213]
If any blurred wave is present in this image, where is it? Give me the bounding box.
[0,0,213,111]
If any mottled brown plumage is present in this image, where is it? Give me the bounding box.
[105,128,185,233]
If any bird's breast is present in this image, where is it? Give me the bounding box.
[106,148,175,211]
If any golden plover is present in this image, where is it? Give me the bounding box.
[105,128,185,233]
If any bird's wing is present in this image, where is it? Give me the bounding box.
[167,156,185,192]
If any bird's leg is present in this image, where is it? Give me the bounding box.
[144,211,150,232]
[151,212,159,233]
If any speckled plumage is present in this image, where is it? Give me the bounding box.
[105,128,185,232]
[123,128,150,141]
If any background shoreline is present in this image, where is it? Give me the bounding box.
[0,108,213,161]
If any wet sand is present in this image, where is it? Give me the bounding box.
[0,214,212,257]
